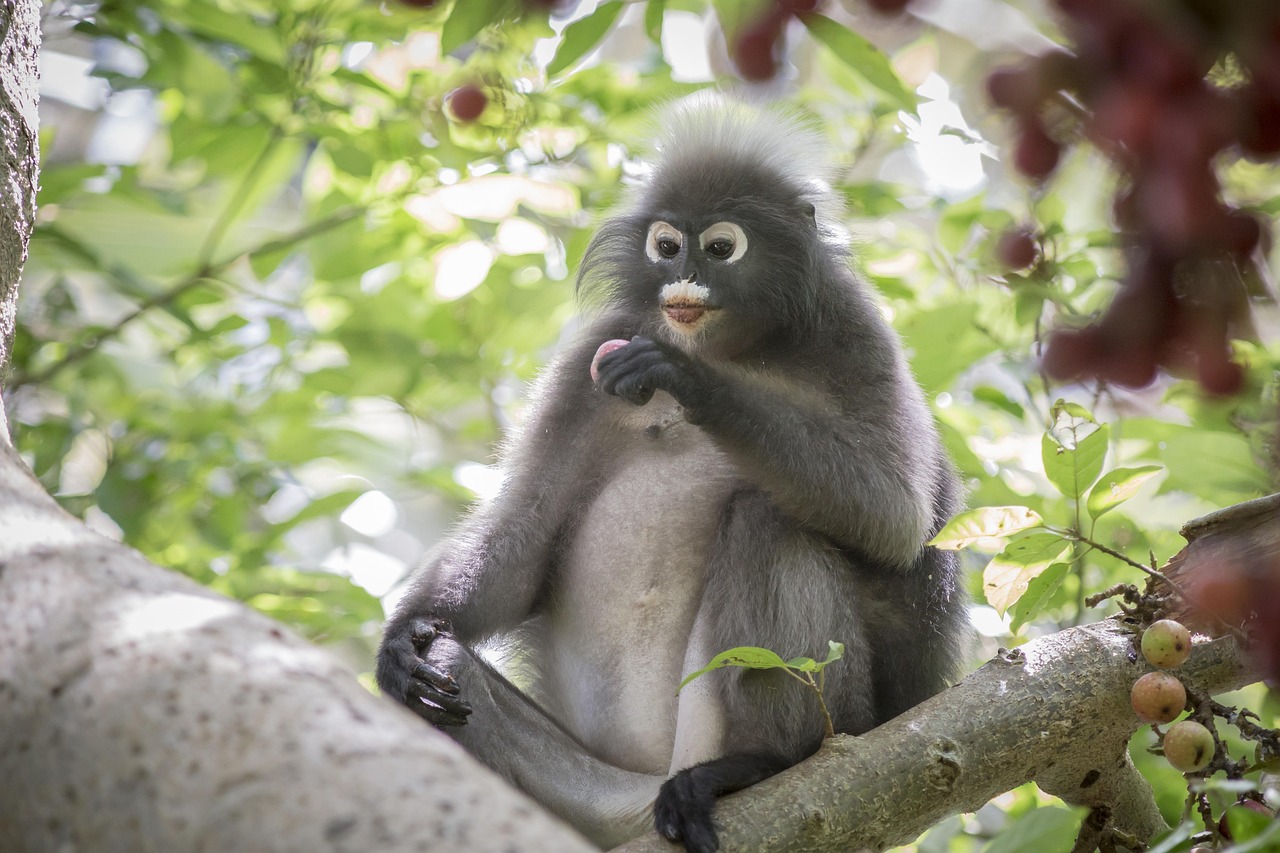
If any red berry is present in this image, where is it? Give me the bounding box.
[1219,800,1273,840]
[1130,672,1187,724]
[1239,83,1280,157]
[1136,167,1219,248]
[1197,352,1244,397]
[448,85,487,122]
[1141,620,1192,669]
[1090,84,1161,156]
[866,0,910,13]
[733,13,785,82]
[997,228,1038,269]
[986,66,1039,113]
[1100,345,1159,389]
[1013,119,1061,180]
[1163,720,1216,773]
[1042,327,1102,380]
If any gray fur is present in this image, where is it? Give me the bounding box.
[376,98,967,853]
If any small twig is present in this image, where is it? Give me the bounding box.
[1058,530,1195,607]
[8,205,363,389]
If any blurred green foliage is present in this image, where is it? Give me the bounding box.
[8,1,1280,850]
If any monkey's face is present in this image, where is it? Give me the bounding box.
[643,218,747,340]
[633,201,816,358]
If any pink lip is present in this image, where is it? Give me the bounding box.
[663,303,708,324]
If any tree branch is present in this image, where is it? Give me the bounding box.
[614,623,1250,853]
[0,443,594,852]
[613,497,1276,853]
[6,205,363,390]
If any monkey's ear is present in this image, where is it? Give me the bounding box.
[799,202,817,227]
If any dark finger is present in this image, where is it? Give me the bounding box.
[407,680,472,718]
[621,383,655,406]
[413,661,461,695]
[410,699,471,728]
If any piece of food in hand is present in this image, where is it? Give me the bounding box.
[590,339,631,382]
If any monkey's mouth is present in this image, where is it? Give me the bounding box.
[662,300,711,326]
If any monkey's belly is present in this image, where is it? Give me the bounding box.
[546,431,735,774]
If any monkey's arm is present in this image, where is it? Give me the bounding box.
[377,347,606,709]
[595,337,937,566]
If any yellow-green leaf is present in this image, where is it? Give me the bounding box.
[1042,425,1109,501]
[548,1,626,77]
[677,646,789,693]
[1086,465,1163,521]
[800,14,915,113]
[1009,562,1069,633]
[983,534,1071,615]
[929,506,1045,550]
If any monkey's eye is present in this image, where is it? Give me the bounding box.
[705,239,734,259]
[645,221,683,262]
[699,222,748,263]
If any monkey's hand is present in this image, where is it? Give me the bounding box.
[595,336,707,408]
[376,617,473,727]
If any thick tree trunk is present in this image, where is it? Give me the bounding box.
[0,0,41,439]
[0,5,593,851]
[0,444,597,853]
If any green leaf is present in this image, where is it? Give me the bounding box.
[1050,399,1097,424]
[929,506,1045,550]
[710,0,772,42]
[1042,425,1109,501]
[1008,562,1069,632]
[1085,465,1162,521]
[165,4,286,64]
[1225,804,1278,845]
[800,15,915,113]
[982,806,1083,853]
[644,0,666,43]
[983,534,1071,615]
[973,386,1025,419]
[442,0,511,55]
[786,641,845,672]
[548,1,626,77]
[677,645,790,693]
[1141,823,1195,853]
[1157,428,1272,500]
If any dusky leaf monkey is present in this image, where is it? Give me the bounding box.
[377,96,967,853]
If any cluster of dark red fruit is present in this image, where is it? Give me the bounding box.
[989,0,1280,395]
[731,0,907,82]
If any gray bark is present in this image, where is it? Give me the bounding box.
[614,625,1249,853]
[0,6,593,851]
[613,499,1268,853]
[0,0,40,438]
[0,446,597,853]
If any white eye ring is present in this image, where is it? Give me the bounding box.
[646,221,683,262]
[699,222,747,263]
